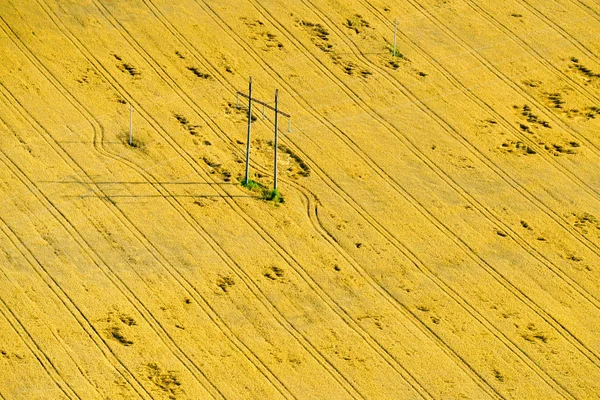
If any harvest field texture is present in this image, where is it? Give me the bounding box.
[1,0,600,398]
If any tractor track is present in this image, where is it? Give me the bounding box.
[121,0,499,397]
[395,0,600,207]
[133,0,514,397]
[0,8,309,398]
[138,0,596,396]
[265,0,600,369]
[354,0,600,255]
[7,0,386,391]
[34,0,502,396]
[574,0,600,22]
[188,0,600,396]
[36,0,439,397]
[518,0,600,62]
[0,142,153,400]
[459,0,600,164]
[297,0,600,321]
[0,265,79,400]
[0,21,228,398]
[3,0,598,397]
[0,230,105,399]
[148,0,600,394]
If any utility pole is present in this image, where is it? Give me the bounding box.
[244,77,253,185]
[236,80,291,190]
[129,104,133,146]
[393,19,398,57]
[273,89,279,191]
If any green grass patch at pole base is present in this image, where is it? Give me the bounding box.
[241,180,284,204]
[241,179,264,191]
[262,188,284,204]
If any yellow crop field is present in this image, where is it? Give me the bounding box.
[1,0,600,398]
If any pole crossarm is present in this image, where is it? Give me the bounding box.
[236,91,291,118]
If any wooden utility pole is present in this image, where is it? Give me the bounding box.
[273,89,279,191]
[244,77,253,185]
[236,80,291,190]
[129,104,133,146]
[393,19,398,57]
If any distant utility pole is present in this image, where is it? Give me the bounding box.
[236,78,291,189]
[393,19,398,57]
[129,104,133,146]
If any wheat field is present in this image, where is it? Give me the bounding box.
[1,0,600,398]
